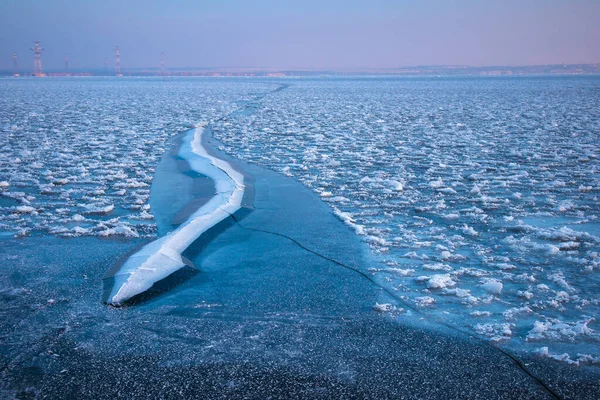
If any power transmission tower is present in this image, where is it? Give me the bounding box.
[12,52,19,76]
[30,41,45,76]
[114,46,122,76]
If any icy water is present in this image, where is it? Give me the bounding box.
[1,76,599,376]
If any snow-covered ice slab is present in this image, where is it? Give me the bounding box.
[103,125,244,306]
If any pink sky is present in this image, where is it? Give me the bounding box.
[1,0,599,70]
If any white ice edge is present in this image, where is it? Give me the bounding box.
[106,125,244,305]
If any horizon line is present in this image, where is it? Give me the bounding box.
[3,62,600,75]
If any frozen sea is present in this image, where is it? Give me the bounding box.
[212,76,600,363]
[1,76,599,398]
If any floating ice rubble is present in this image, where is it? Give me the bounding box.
[104,126,244,305]
[0,78,272,239]
[211,77,600,363]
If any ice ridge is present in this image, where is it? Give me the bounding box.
[104,125,244,305]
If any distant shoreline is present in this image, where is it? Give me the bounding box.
[2,63,599,77]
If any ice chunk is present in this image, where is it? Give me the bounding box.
[426,274,456,289]
[480,278,503,295]
[475,322,513,342]
[82,204,114,215]
[526,317,597,342]
[414,296,436,307]
[373,303,404,314]
[98,223,139,238]
[429,178,444,188]
[15,205,36,213]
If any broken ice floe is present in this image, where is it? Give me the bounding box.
[103,127,244,305]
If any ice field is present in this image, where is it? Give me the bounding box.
[0,78,271,239]
[1,76,599,398]
[211,77,600,364]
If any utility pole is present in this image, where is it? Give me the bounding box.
[30,41,45,76]
[114,46,122,76]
